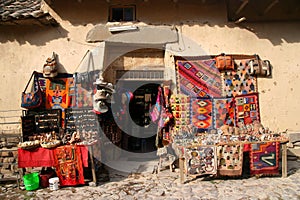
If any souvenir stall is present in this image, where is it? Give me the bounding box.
[152,54,289,183]
[17,52,118,188]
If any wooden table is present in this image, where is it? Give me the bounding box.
[177,140,289,184]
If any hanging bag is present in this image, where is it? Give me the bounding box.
[215,53,235,71]
[21,71,44,109]
[74,50,99,91]
[249,55,272,77]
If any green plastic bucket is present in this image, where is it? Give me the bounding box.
[23,172,40,191]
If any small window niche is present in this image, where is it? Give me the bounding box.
[109,5,136,22]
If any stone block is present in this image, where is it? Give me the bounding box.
[288,148,300,158]
[0,151,13,157]
[287,132,300,143]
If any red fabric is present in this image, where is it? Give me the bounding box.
[53,145,85,186]
[79,146,89,167]
[243,144,251,152]
[18,148,55,168]
[18,146,89,168]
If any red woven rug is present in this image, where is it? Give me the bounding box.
[250,142,280,175]
[191,98,213,132]
[234,93,260,126]
[176,60,222,98]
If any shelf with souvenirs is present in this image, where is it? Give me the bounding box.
[18,53,106,187]
[152,54,289,183]
[18,52,123,187]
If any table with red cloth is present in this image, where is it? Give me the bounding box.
[18,145,96,186]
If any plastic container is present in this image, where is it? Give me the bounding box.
[49,177,60,191]
[23,172,40,191]
[39,173,52,188]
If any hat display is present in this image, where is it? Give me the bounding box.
[93,100,108,113]
[43,52,58,78]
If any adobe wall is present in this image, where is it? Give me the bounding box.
[0,0,299,132]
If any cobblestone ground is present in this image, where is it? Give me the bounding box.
[0,160,299,200]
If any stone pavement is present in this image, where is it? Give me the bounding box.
[0,159,299,200]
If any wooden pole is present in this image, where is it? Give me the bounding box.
[281,143,287,178]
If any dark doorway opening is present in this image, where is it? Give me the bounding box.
[118,81,161,153]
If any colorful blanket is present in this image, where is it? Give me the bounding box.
[250,142,279,175]
[234,93,260,126]
[185,146,217,175]
[191,98,213,132]
[176,60,222,98]
[54,145,85,186]
[170,94,191,133]
[213,97,235,128]
[221,59,258,97]
[217,144,244,176]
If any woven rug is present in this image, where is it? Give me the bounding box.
[185,146,217,175]
[191,98,213,132]
[170,94,191,133]
[54,145,85,186]
[250,142,280,175]
[217,144,244,176]
[234,93,260,126]
[221,59,258,97]
[213,97,235,128]
[176,60,222,98]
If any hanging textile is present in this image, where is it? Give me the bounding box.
[170,94,191,133]
[250,141,280,176]
[176,59,222,98]
[217,144,244,176]
[190,98,213,132]
[234,93,260,126]
[213,97,235,128]
[53,145,85,186]
[221,59,258,97]
[185,146,217,176]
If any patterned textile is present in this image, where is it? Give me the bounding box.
[176,60,222,98]
[76,84,94,108]
[170,95,191,133]
[54,145,85,186]
[185,146,217,175]
[217,144,244,176]
[46,77,73,110]
[250,142,280,175]
[213,97,235,128]
[221,59,258,97]
[234,93,260,126]
[191,98,213,132]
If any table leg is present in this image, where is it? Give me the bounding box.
[281,143,287,178]
[88,146,97,184]
[179,157,185,184]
